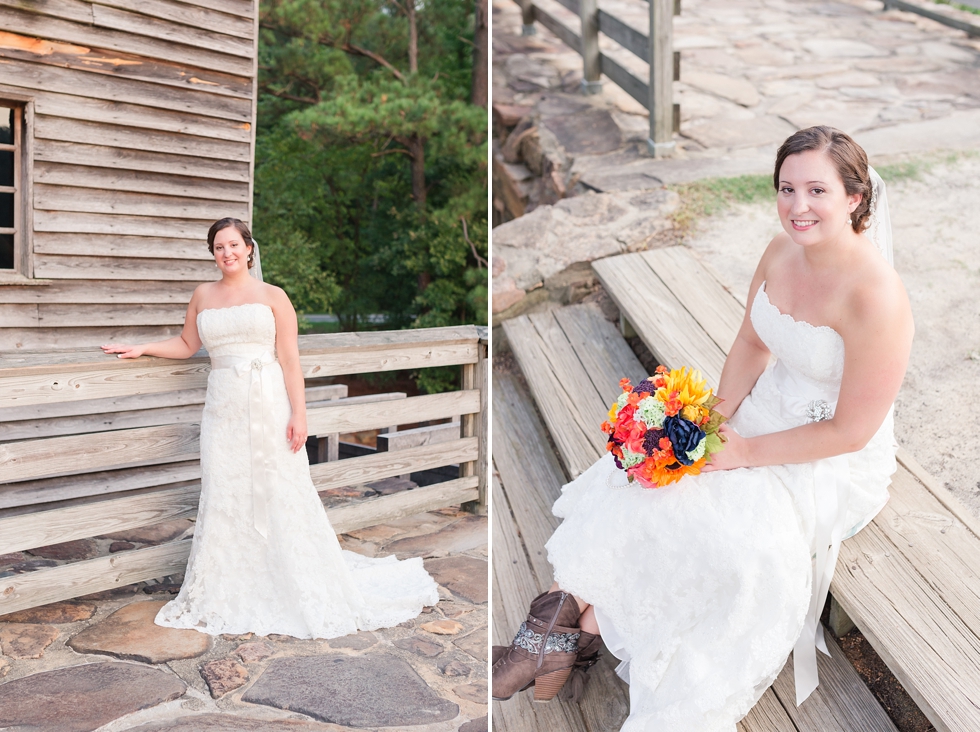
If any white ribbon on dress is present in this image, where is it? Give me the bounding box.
[772,362,852,705]
[210,350,278,539]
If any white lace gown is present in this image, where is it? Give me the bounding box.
[155,303,439,638]
[545,283,897,731]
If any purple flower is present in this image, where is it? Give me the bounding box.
[642,428,666,456]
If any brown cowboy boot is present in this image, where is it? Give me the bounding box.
[492,590,582,702]
[561,631,603,703]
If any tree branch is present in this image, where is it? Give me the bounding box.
[461,217,487,268]
[264,88,319,105]
[341,42,406,83]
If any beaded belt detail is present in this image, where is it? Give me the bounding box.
[512,621,580,655]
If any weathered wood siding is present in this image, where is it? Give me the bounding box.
[0,0,258,350]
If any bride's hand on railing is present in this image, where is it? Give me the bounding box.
[701,424,748,473]
[101,343,146,359]
[286,413,308,454]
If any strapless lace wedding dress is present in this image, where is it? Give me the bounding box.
[155,303,439,638]
[545,282,897,731]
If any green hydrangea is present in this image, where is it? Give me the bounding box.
[620,447,646,468]
[617,392,630,409]
[635,396,666,429]
[686,437,707,463]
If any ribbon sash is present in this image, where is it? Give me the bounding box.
[210,351,277,538]
[792,453,851,705]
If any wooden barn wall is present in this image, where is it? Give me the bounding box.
[0,0,259,351]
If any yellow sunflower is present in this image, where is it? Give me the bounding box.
[656,367,712,408]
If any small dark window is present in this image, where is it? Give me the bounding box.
[0,106,19,271]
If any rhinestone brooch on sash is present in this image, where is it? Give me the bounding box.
[805,399,833,423]
[512,621,580,654]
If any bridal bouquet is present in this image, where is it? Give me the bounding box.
[601,366,727,488]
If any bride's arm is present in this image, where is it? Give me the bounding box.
[269,287,308,454]
[102,289,204,359]
[708,270,913,471]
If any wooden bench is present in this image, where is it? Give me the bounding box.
[500,301,898,731]
[590,246,980,731]
[0,326,487,615]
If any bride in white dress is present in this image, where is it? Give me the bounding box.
[102,218,438,638]
[492,126,914,730]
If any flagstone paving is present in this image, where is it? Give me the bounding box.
[0,508,487,731]
[492,0,980,318]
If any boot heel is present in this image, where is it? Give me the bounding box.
[533,667,573,702]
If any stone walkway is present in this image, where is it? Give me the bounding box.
[492,0,980,315]
[0,510,488,732]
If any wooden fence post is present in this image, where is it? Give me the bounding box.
[462,332,487,513]
[521,0,536,35]
[579,0,602,94]
[647,0,676,157]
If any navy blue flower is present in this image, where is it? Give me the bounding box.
[664,415,706,466]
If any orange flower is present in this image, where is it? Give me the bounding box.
[655,365,669,374]
[619,378,633,392]
[664,391,683,417]
[627,391,641,406]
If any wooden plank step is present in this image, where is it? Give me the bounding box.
[502,303,646,478]
[492,370,630,730]
[592,251,728,385]
[491,477,592,732]
[770,630,898,731]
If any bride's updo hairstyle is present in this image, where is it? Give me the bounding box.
[773,126,872,234]
[207,217,255,268]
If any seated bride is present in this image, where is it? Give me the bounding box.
[492,125,913,731]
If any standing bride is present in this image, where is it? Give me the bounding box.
[102,218,438,638]
[492,126,914,730]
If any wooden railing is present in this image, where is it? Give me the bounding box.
[516,0,679,156]
[0,325,487,614]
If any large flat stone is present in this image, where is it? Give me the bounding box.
[393,635,444,657]
[492,189,678,292]
[683,114,796,150]
[123,715,340,731]
[423,556,488,604]
[0,623,60,659]
[682,71,760,107]
[383,515,488,558]
[67,600,212,663]
[453,630,488,662]
[460,715,488,732]
[542,108,622,155]
[200,658,249,698]
[101,519,193,545]
[242,654,459,727]
[0,600,95,624]
[26,538,99,561]
[454,681,488,704]
[327,631,377,650]
[0,661,186,732]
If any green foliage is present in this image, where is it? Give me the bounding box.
[253,0,488,348]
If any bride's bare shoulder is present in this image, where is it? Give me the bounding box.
[843,250,912,340]
[755,231,795,279]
